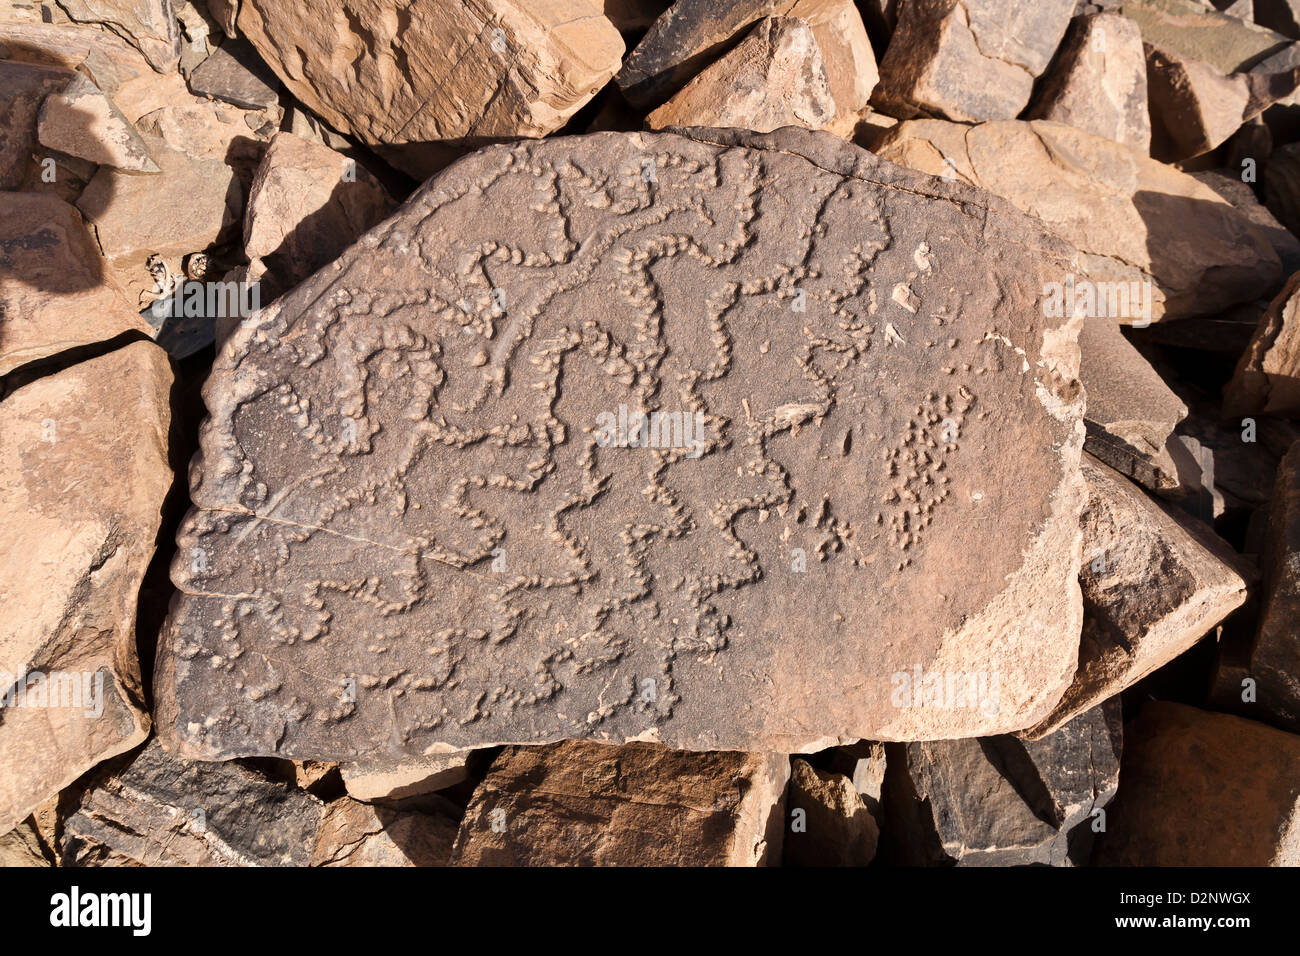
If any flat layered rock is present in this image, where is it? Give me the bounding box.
[449,740,789,866]
[1225,271,1300,417]
[187,38,280,110]
[873,119,1281,321]
[61,740,324,866]
[1096,701,1300,865]
[37,72,159,172]
[884,700,1121,866]
[1023,455,1247,738]
[783,758,878,865]
[617,0,877,121]
[56,0,182,73]
[873,0,1075,121]
[0,342,172,834]
[647,17,836,133]
[1079,319,1186,490]
[156,126,1087,760]
[311,797,458,866]
[1025,12,1151,152]
[340,752,471,802]
[234,0,624,144]
[1191,170,1300,276]
[0,192,153,376]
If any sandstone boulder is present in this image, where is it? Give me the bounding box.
[0,342,172,835]
[1096,701,1300,865]
[1225,271,1300,416]
[55,0,183,73]
[873,119,1282,321]
[449,741,788,866]
[1023,455,1247,738]
[234,0,624,144]
[155,127,1089,760]
[37,72,159,172]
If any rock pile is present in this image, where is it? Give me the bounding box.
[2,0,1298,868]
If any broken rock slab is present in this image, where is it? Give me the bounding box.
[37,72,159,173]
[340,752,472,803]
[872,0,1076,121]
[234,0,624,144]
[783,758,878,866]
[873,119,1281,321]
[62,739,324,866]
[155,126,1089,760]
[1191,169,1300,276]
[449,741,788,866]
[0,192,153,376]
[0,342,172,835]
[56,0,183,73]
[1079,318,1186,490]
[1023,455,1247,738]
[187,37,280,110]
[884,699,1121,866]
[1225,270,1300,417]
[647,16,837,134]
[1096,701,1300,865]
[312,797,459,866]
[0,59,77,190]
[1025,12,1151,152]
[617,0,877,122]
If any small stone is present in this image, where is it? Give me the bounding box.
[37,72,159,172]
[311,797,459,866]
[449,741,789,866]
[340,752,472,802]
[783,758,878,866]
[187,37,280,110]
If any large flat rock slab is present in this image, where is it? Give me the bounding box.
[156,126,1087,760]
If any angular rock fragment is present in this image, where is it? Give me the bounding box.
[62,740,324,866]
[56,0,183,73]
[874,119,1281,321]
[1123,0,1293,74]
[1264,141,1300,239]
[1025,13,1151,152]
[617,0,877,123]
[1190,170,1300,276]
[603,0,673,32]
[311,797,458,866]
[1225,271,1300,416]
[234,0,624,144]
[340,752,471,802]
[647,17,836,133]
[0,819,53,867]
[0,192,153,376]
[0,343,172,834]
[783,758,878,866]
[156,127,1089,759]
[37,72,159,172]
[449,741,788,866]
[825,740,886,820]
[187,37,280,110]
[873,0,1075,121]
[1023,455,1247,738]
[1096,701,1300,865]
[243,131,396,293]
[1078,319,1186,490]
[0,60,76,190]
[884,700,1121,866]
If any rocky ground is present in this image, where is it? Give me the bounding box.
[2,0,1299,868]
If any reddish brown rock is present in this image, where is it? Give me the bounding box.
[874,119,1281,321]
[0,343,172,835]
[234,0,624,144]
[1023,455,1247,738]
[311,797,458,866]
[449,741,788,866]
[783,758,878,866]
[0,60,76,190]
[1225,271,1300,417]
[1096,701,1300,865]
[54,0,182,73]
[340,752,471,802]
[37,72,159,172]
[873,0,1075,121]
[0,192,153,376]
[154,127,1089,760]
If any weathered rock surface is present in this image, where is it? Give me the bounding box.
[783,758,878,865]
[1096,701,1300,865]
[187,37,280,110]
[0,342,172,835]
[62,740,324,866]
[0,60,76,190]
[37,72,159,172]
[55,0,183,73]
[647,17,836,133]
[1025,13,1151,152]
[1191,170,1300,276]
[884,700,1121,866]
[873,119,1282,321]
[617,0,877,121]
[1122,0,1294,73]
[0,192,153,376]
[1079,319,1186,490]
[234,0,624,144]
[1023,455,1247,738]
[0,819,53,867]
[825,740,886,820]
[873,0,1075,121]
[340,752,471,802]
[243,131,396,293]
[311,797,458,866]
[449,741,788,866]
[155,126,1088,759]
[1225,271,1300,416]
